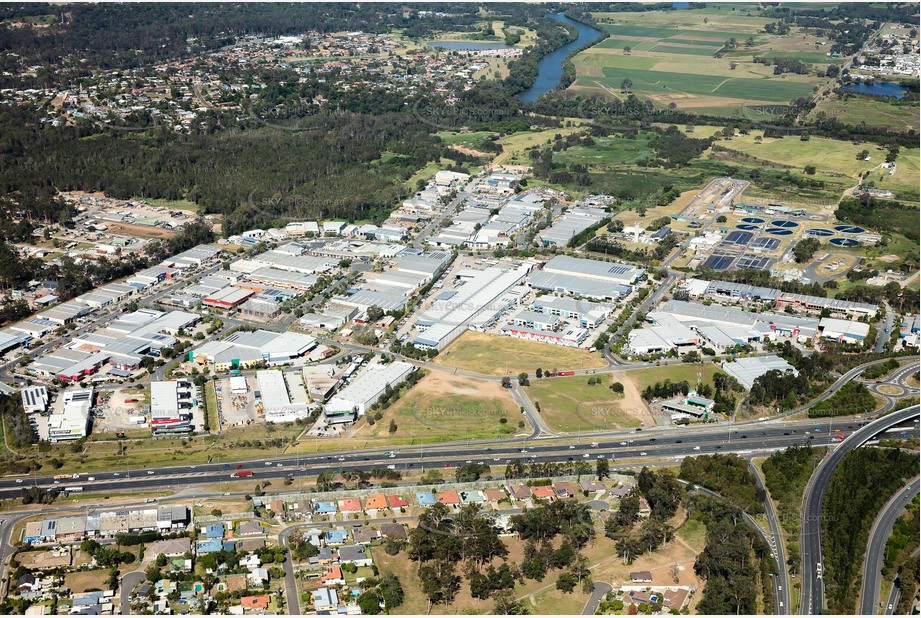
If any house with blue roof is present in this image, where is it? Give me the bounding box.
[203,523,225,539]
[195,539,223,554]
[314,501,338,514]
[416,492,436,506]
[325,528,349,546]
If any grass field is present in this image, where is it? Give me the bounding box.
[874,147,921,202]
[525,374,643,433]
[358,372,529,443]
[551,133,656,168]
[813,95,921,132]
[493,126,585,166]
[433,331,607,376]
[714,132,880,179]
[1,419,307,476]
[133,197,199,213]
[624,363,721,394]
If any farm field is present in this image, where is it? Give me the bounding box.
[524,373,648,433]
[433,331,607,376]
[811,95,920,132]
[570,7,836,114]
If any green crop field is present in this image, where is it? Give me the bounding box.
[649,44,720,56]
[597,66,815,102]
[600,24,755,41]
[572,7,835,115]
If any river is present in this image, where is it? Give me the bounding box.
[518,12,603,103]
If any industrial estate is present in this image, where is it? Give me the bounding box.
[0,2,917,616]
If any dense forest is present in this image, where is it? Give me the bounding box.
[679,454,765,515]
[692,494,774,615]
[822,447,919,614]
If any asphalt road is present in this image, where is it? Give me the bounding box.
[582,582,613,615]
[799,405,921,615]
[859,477,920,615]
[120,570,147,615]
[750,461,790,615]
[6,415,918,503]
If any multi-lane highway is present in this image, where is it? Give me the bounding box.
[859,477,920,615]
[799,405,921,615]
[4,415,917,502]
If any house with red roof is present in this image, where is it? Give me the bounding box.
[530,485,555,501]
[365,493,388,510]
[388,494,409,508]
[437,490,461,506]
[338,498,362,513]
[241,595,271,613]
[320,565,345,587]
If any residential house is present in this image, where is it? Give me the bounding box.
[630,571,653,583]
[416,492,436,506]
[320,565,346,587]
[240,595,271,613]
[338,498,362,513]
[314,501,338,515]
[308,547,335,566]
[237,520,265,537]
[553,482,580,498]
[338,545,373,567]
[638,497,651,518]
[387,495,408,509]
[351,527,380,545]
[530,485,555,501]
[247,567,270,587]
[325,528,349,546]
[437,491,461,507]
[314,587,339,612]
[509,485,531,501]
[484,488,507,504]
[580,480,605,493]
[364,494,388,511]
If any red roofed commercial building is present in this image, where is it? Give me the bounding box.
[203,286,255,309]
